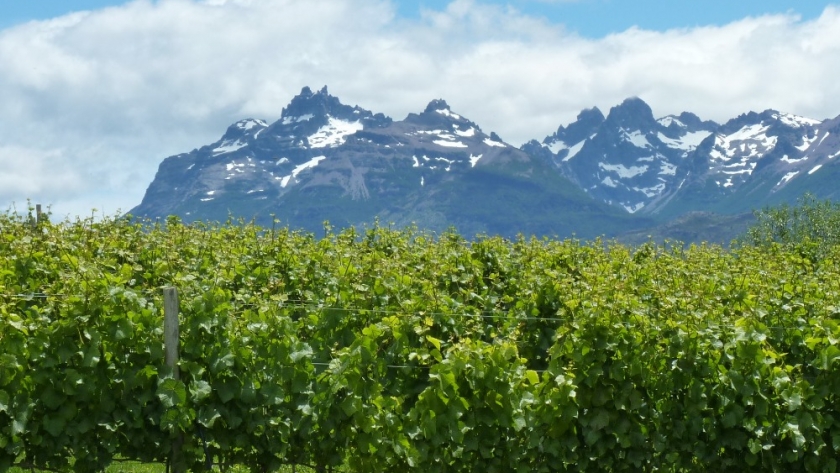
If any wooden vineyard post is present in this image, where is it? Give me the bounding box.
[30,203,42,230]
[163,287,180,380]
[163,287,185,473]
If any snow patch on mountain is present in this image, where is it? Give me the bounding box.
[434,140,468,148]
[224,160,256,179]
[562,140,587,162]
[279,155,327,187]
[236,119,267,131]
[282,114,315,125]
[413,129,473,148]
[709,124,777,162]
[777,170,799,186]
[598,163,648,178]
[454,127,476,137]
[633,182,666,198]
[308,117,363,148]
[772,112,821,128]
[213,140,248,155]
[622,202,645,213]
[817,132,831,148]
[622,129,651,148]
[657,116,684,128]
[659,162,677,176]
[781,154,808,164]
[435,108,462,120]
[795,133,820,152]
[483,138,506,148]
[602,176,618,187]
[728,123,772,143]
[657,130,712,151]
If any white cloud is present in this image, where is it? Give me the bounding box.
[1,0,840,217]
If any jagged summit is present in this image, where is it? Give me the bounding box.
[603,97,657,129]
[658,111,717,131]
[543,107,604,151]
[530,96,720,214]
[424,99,451,113]
[130,86,634,239]
[573,107,605,126]
[219,118,268,141]
[525,95,837,218]
[130,87,840,243]
[403,98,480,132]
[280,85,358,121]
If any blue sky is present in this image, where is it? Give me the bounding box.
[1,0,840,217]
[410,0,830,36]
[0,0,832,37]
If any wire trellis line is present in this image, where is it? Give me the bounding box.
[1,291,832,331]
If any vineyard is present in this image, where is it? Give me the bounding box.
[1,211,840,472]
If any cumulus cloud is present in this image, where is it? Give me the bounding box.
[1,0,840,217]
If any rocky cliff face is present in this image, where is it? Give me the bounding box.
[131,87,644,239]
[524,98,719,214]
[526,97,840,220]
[132,86,840,240]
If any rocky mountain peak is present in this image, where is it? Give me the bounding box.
[130,86,840,243]
[544,106,604,149]
[604,97,657,130]
[576,106,605,124]
[220,118,268,141]
[424,99,451,114]
[657,112,717,132]
[404,99,478,131]
[263,86,392,148]
[280,85,352,121]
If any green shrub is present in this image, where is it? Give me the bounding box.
[740,193,840,261]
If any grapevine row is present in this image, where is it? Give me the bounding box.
[1,212,839,472]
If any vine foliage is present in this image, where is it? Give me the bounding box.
[1,211,840,472]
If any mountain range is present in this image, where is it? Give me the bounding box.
[130,86,840,242]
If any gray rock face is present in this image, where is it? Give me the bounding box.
[527,97,718,214]
[131,87,642,239]
[526,98,840,218]
[132,86,840,240]
[646,109,838,217]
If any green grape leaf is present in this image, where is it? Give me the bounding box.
[426,335,442,351]
[197,406,221,428]
[157,378,187,409]
[43,415,67,437]
[190,380,212,403]
[525,370,540,385]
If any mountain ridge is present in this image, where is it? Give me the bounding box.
[131,86,647,240]
[131,86,840,242]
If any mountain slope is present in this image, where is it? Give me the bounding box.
[523,98,718,214]
[526,97,840,224]
[647,109,836,218]
[131,87,647,239]
[133,88,840,242]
